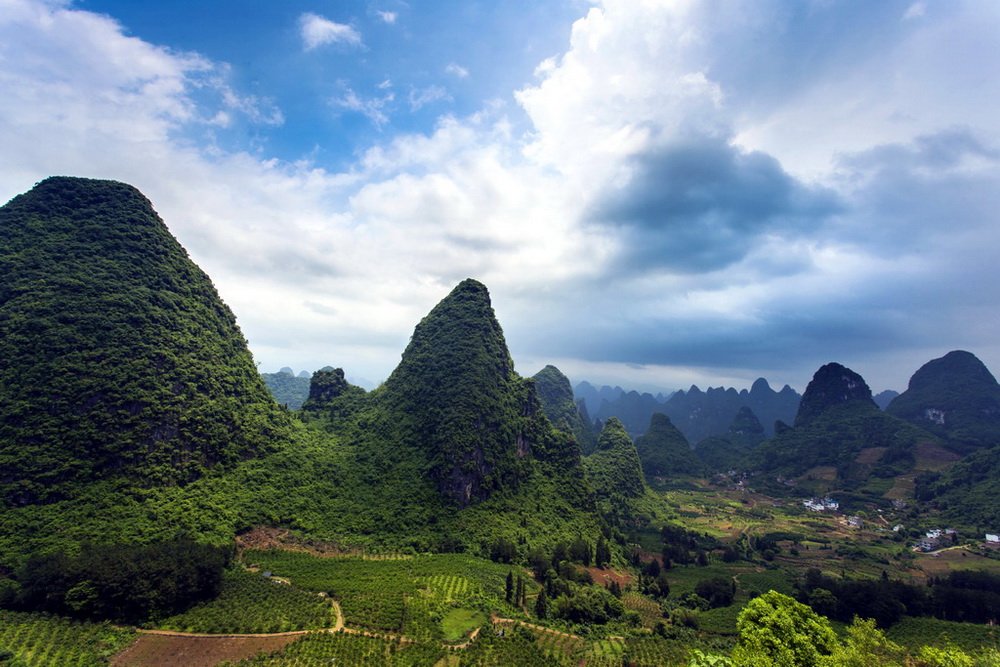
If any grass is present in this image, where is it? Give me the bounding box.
[441,608,485,642]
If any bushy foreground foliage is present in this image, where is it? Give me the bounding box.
[3,539,229,623]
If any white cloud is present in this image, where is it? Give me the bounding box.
[333,88,394,127]
[904,2,927,20]
[2,0,999,391]
[445,63,469,78]
[408,85,449,110]
[299,12,361,51]
[376,10,397,24]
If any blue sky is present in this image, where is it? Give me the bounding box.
[2,0,999,393]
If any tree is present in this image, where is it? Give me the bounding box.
[534,589,548,619]
[595,537,611,569]
[822,617,905,667]
[505,572,514,604]
[732,591,836,667]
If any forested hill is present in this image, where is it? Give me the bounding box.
[371,279,578,506]
[887,350,1000,450]
[745,362,938,485]
[533,364,598,454]
[0,177,292,506]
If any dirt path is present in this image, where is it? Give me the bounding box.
[136,629,314,638]
[491,614,584,642]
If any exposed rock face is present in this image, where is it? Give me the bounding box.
[886,350,1000,448]
[375,279,540,506]
[0,177,291,505]
[794,363,876,427]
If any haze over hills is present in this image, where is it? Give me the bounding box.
[580,377,800,445]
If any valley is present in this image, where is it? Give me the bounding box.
[3,178,1000,666]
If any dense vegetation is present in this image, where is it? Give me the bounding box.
[3,539,229,623]
[634,413,705,478]
[745,362,936,485]
[7,178,1000,664]
[585,418,646,519]
[0,177,292,506]
[261,369,311,410]
[533,364,598,454]
[887,350,1000,449]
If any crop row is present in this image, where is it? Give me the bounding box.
[243,550,517,635]
[157,567,336,634]
[622,636,694,667]
[0,610,134,666]
[234,629,444,665]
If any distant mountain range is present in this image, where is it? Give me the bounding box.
[6,174,1000,587]
[575,377,800,445]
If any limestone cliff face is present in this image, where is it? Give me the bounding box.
[375,279,541,506]
[0,177,291,505]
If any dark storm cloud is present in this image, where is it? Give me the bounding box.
[833,128,1000,251]
[591,133,840,273]
[515,128,1000,388]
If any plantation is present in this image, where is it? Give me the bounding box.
[157,567,337,634]
[0,610,133,665]
[233,630,445,665]
[243,550,516,639]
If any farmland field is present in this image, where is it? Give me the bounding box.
[0,610,133,666]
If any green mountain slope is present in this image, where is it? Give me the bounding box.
[262,369,312,410]
[585,417,645,502]
[532,364,598,454]
[634,413,705,478]
[370,279,544,506]
[746,363,938,486]
[886,350,1000,450]
[0,177,291,506]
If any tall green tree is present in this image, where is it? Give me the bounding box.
[731,591,836,667]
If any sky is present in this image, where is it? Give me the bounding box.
[1,0,999,394]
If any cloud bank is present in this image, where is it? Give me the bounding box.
[1,0,998,393]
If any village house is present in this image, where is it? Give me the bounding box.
[803,497,839,512]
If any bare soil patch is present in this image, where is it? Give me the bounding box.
[856,447,888,465]
[111,633,299,666]
[913,442,963,471]
[581,566,634,588]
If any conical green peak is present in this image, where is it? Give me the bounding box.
[886,350,1000,447]
[587,417,645,499]
[376,280,533,506]
[0,177,290,506]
